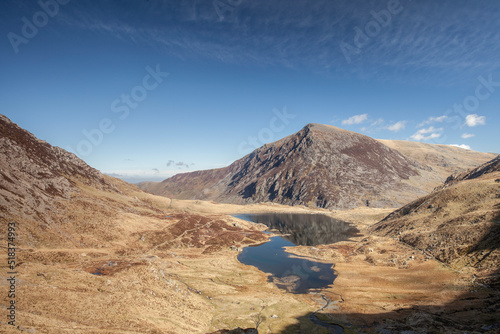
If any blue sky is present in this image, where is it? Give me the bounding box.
[1,0,499,182]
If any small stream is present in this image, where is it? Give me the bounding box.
[309,294,345,334]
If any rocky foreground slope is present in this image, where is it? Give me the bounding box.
[0,114,126,247]
[0,115,278,333]
[370,155,500,287]
[140,123,496,210]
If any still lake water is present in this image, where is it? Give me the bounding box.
[234,213,360,294]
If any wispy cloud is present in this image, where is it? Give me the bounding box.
[342,113,368,125]
[387,121,406,132]
[418,115,448,127]
[461,133,475,139]
[57,0,500,84]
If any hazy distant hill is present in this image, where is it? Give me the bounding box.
[139,123,497,209]
[370,155,500,287]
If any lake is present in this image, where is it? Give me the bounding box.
[234,213,360,294]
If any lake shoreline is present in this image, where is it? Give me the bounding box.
[230,205,496,332]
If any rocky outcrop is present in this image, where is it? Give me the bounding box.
[0,114,118,224]
[140,123,432,209]
[436,154,500,190]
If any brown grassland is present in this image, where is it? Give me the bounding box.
[2,172,499,333]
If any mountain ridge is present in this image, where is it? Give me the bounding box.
[140,123,432,209]
[0,115,123,233]
[139,123,496,210]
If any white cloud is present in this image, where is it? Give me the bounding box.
[461,133,475,139]
[410,126,443,141]
[411,132,441,141]
[342,113,368,125]
[464,114,486,127]
[420,126,443,134]
[449,144,471,150]
[387,121,406,132]
[418,115,448,127]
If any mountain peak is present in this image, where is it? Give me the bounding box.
[301,123,358,139]
[304,122,349,132]
[141,123,430,209]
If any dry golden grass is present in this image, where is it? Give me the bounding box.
[377,139,497,179]
[1,177,340,333]
[371,172,500,275]
[2,172,498,333]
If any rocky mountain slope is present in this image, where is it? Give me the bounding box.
[140,123,495,210]
[370,155,500,287]
[0,115,274,333]
[437,154,500,190]
[0,114,125,247]
[0,112,267,254]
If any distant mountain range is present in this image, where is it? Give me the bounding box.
[139,123,496,209]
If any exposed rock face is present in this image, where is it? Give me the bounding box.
[0,114,118,240]
[370,156,500,286]
[437,154,500,190]
[0,114,275,333]
[141,123,431,209]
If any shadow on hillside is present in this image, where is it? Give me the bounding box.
[281,286,500,333]
[281,211,500,334]
[473,207,500,289]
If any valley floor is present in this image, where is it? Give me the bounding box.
[1,198,498,333]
